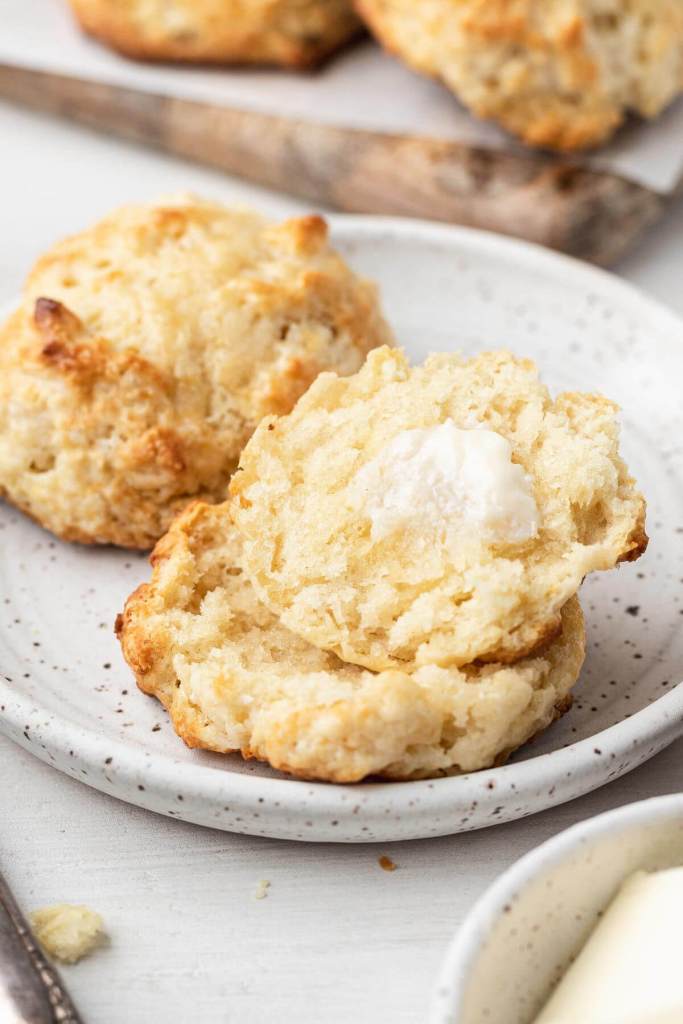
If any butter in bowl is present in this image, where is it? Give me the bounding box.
[432,794,683,1024]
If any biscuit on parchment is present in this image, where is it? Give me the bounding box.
[356,0,683,150]
[68,0,361,68]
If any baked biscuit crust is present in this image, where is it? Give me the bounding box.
[0,197,391,548]
[68,0,361,68]
[356,0,683,150]
[117,500,585,782]
[231,346,646,671]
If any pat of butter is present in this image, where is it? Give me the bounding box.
[535,867,683,1024]
[352,420,539,544]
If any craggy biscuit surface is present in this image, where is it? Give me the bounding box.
[117,501,585,782]
[0,196,391,548]
[232,347,646,670]
[356,0,683,150]
[68,0,360,67]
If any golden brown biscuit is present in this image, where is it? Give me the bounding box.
[0,196,391,548]
[231,346,646,671]
[68,0,361,68]
[356,0,683,150]
[117,500,585,782]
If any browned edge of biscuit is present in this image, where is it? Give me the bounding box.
[71,5,364,70]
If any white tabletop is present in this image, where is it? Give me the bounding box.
[1,97,682,1024]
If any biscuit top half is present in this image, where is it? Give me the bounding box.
[231,346,646,670]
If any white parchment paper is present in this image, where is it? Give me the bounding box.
[1,0,681,193]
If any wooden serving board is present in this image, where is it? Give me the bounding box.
[0,62,671,265]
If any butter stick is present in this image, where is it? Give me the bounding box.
[534,867,683,1024]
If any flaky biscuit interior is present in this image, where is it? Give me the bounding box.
[118,500,585,782]
[232,346,645,670]
[69,0,361,68]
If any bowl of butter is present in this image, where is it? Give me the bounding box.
[431,793,683,1024]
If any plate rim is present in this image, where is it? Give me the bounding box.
[2,673,683,806]
[2,214,683,841]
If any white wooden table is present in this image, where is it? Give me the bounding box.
[1,97,682,1024]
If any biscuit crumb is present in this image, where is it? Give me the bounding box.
[378,855,397,872]
[254,879,271,900]
[30,904,105,963]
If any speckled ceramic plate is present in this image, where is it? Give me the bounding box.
[1,218,683,843]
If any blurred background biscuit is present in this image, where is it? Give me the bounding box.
[356,0,683,150]
[68,0,361,68]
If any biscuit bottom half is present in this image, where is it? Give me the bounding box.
[117,501,585,783]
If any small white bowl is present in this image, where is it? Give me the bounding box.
[431,794,683,1024]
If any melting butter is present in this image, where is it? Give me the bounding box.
[352,420,539,544]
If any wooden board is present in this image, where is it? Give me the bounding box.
[0,62,669,265]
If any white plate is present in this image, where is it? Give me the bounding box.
[1,218,683,843]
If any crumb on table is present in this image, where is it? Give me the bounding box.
[254,879,271,900]
[29,903,105,964]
